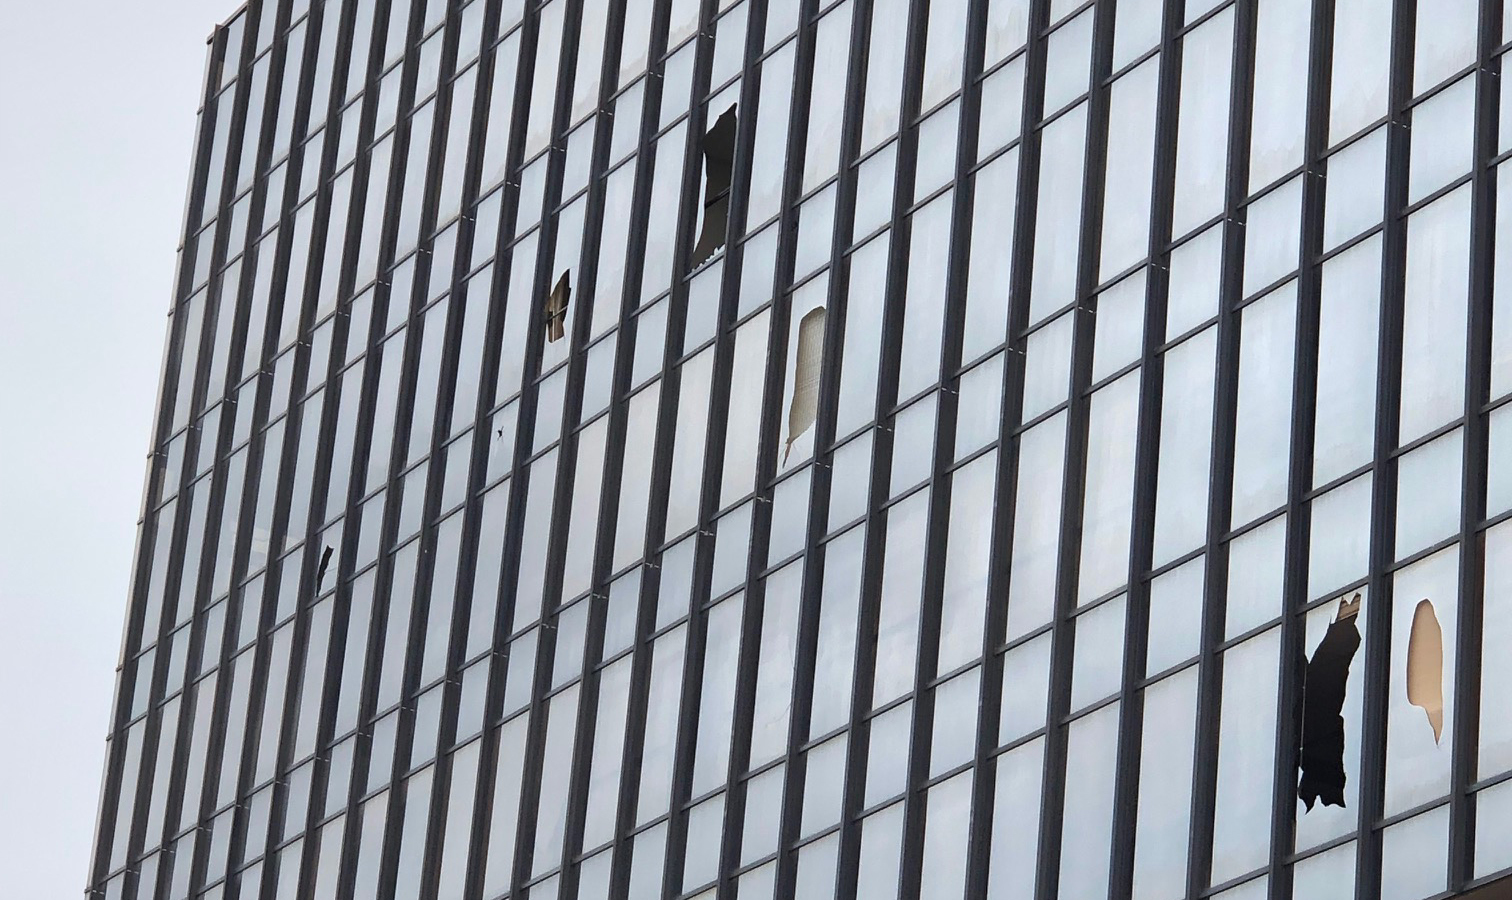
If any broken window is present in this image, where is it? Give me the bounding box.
[1297,593,1362,811]
[545,270,572,342]
[784,306,827,463]
[1406,598,1444,744]
[690,105,737,269]
[315,545,334,592]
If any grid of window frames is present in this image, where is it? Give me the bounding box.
[88,0,1512,898]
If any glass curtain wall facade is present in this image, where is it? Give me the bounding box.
[88,0,1512,898]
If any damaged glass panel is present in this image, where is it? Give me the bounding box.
[784,305,827,464]
[1296,594,1362,812]
[315,544,334,593]
[1405,599,1444,744]
[545,270,571,343]
[692,105,738,269]
[1294,593,1366,849]
[1386,546,1457,815]
[1070,596,1126,711]
[921,772,972,897]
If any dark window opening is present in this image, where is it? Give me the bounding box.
[1296,593,1362,811]
[545,270,571,343]
[1406,598,1444,744]
[690,105,738,270]
[315,545,334,592]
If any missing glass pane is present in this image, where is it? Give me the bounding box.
[785,306,826,463]
[545,270,571,343]
[315,545,334,592]
[1297,593,1361,811]
[691,105,738,269]
[1406,598,1444,744]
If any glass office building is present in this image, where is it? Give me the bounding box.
[89,0,1512,898]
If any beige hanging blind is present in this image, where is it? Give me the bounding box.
[1405,598,1444,744]
[784,306,827,463]
[545,270,572,343]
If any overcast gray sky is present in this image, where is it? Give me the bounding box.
[0,1,242,893]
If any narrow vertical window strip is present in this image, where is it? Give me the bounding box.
[538,0,645,893]
[966,0,1055,896]
[175,4,295,890]
[1106,0,1187,895]
[1447,0,1501,883]
[1267,0,1337,891]
[1033,0,1121,894]
[658,6,766,889]
[1182,0,1261,889]
[598,0,698,892]
[1353,0,1417,895]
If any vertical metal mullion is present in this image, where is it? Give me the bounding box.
[1107,0,1186,894]
[839,34,930,849]
[1184,0,1258,892]
[761,0,833,895]
[317,0,423,891]
[597,0,685,892]
[660,0,734,891]
[499,0,598,889]
[963,0,1052,895]
[1265,0,1334,894]
[1449,0,1502,887]
[827,1,894,897]
[306,5,403,843]
[86,23,234,900]
[405,6,537,900]
[546,0,637,895]
[179,3,289,891]
[270,0,392,889]
[1195,28,1263,900]
[420,0,550,891]
[708,0,783,891]
[357,9,476,900]
[333,0,443,886]
[227,0,344,890]
[1033,0,1117,893]
[456,0,558,887]
[394,6,472,747]
[1353,0,1414,893]
[128,29,243,900]
[894,0,996,893]
[424,0,520,710]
